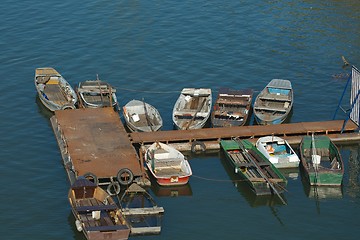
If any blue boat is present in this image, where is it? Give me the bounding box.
[253,79,293,125]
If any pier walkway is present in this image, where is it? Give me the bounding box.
[130,120,360,151]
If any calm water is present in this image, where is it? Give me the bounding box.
[1,0,360,239]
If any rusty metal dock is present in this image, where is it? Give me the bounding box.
[50,107,144,186]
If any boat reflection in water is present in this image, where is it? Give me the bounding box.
[151,181,193,197]
[219,151,287,207]
[118,183,164,236]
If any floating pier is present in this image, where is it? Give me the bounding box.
[50,107,360,187]
[50,107,146,187]
[130,120,360,151]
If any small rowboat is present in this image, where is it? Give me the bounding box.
[211,88,253,127]
[68,177,130,240]
[253,79,293,125]
[76,78,118,110]
[123,99,163,132]
[299,135,344,186]
[35,67,77,111]
[256,136,300,169]
[144,142,192,186]
[220,139,287,196]
[172,88,212,130]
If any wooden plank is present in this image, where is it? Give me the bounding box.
[129,120,358,144]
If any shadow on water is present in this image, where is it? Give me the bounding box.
[299,155,344,214]
[150,179,193,198]
[345,144,360,200]
[68,212,87,240]
[218,149,287,208]
[35,94,54,120]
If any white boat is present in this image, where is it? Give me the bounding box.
[255,136,300,168]
[76,78,118,110]
[172,88,212,130]
[123,99,163,132]
[35,67,77,111]
[253,79,293,125]
[144,142,192,186]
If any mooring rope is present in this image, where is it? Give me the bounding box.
[192,174,247,183]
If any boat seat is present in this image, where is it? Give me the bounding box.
[47,76,59,85]
[76,204,118,213]
[254,106,287,113]
[86,225,128,232]
[174,111,209,118]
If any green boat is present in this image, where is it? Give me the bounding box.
[220,139,287,196]
[299,135,344,186]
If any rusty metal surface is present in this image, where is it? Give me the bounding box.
[53,107,142,178]
[130,120,359,144]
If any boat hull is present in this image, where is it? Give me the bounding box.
[256,136,300,169]
[253,79,293,125]
[220,139,287,196]
[172,88,212,130]
[211,88,253,128]
[144,142,192,187]
[68,178,130,240]
[123,100,163,132]
[155,175,190,186]
[300,135,344,186]
[77,80,118,109]
[35,67,77,112]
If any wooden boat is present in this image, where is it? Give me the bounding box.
[220,139,287,196]
[299,135,344,186]
[211,88,253,127]
[68,177,130,240]
[144,142,192,186]
[119,183,164,235]
[35,67,77,111]
[255,136,300,168]
[172,88,212,130]
[123,99,163,132]
[253,79,293,125]
[76,78,118,110]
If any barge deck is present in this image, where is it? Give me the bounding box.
[50,107,144,186]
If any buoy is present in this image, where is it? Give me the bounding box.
[75,220,83,232]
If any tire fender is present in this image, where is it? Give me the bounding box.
[117,168,134,186]
[83,172,98,185]
[61,104,75,110]
[106,181,121,196]
[191,141,206,153]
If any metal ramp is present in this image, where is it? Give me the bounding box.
[334,66,360,132]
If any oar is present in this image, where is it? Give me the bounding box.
[235,138,287,205]
[96,74,104,105]
[142,99,154,132]
[311,132,320,185]
[185,98,207,130]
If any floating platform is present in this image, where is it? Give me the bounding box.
[50,107,145,186]
[130,120,360,151]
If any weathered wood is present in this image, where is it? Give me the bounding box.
[122,207,164,216]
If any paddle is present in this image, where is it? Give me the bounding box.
[142,99,154,132]
[185,97,207,130]
[235,138,287,205]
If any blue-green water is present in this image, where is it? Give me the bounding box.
[1,0,360,239]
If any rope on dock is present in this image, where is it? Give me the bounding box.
[192,174,247,183]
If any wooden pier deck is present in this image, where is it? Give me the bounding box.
[50,107,144,186]
[130,120,360,151]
